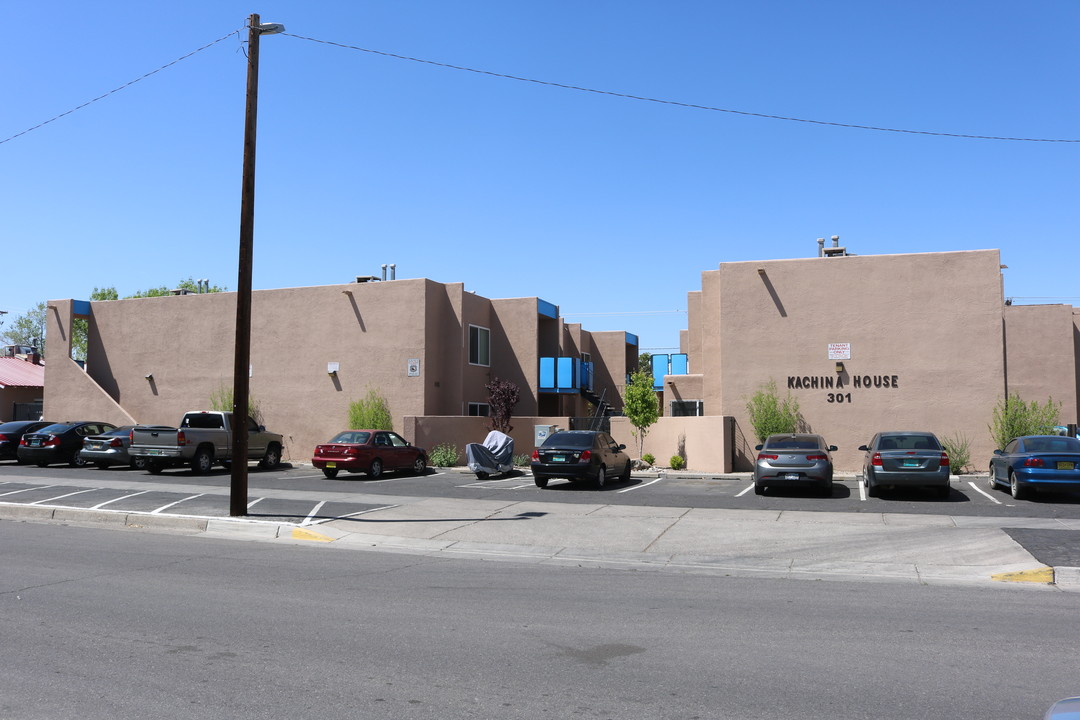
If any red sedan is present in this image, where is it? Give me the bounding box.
[312,430,427,479]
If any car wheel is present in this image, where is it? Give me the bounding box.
[95,462,110,470]
[866,476,879,498]
[412,456,427,475]
[367,458,383,479]
[259,443,281,470]
[131,456,148,471]
[595,465,606,489]
[534,477,548,488]
[322,468,339,479]
[147,462,164,475]
[621,460,631,481]
[754,482,765,495]
[190,448,213,475]
[71,451,89,468]
[36,461,49,468]
[475,471,489,480]
[1009,471,1031,500]
[987,468,998,490]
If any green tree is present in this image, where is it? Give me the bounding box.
[638,351,652,373]
[1,302,47,356]
[486,376,520,434]
[989,393,1061,450]
[209,383,264,426]
[746,379,801,443]
[128,277,226,298]
[349,388,393,430]
[622,369,659,457]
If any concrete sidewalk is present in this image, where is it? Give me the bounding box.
[3,473,1078,590]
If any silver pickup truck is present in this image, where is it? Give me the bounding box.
[128,411,283,475]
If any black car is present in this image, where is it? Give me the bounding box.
[17,421,118,467]
[531,430,632,489]
[0,420,51,461]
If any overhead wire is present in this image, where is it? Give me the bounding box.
[0,27,245,147]
[282,32,1079,144]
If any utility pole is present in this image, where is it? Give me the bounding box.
[231,13,284,516]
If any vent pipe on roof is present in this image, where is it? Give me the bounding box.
[817,238,825,257]
[390,264,396,280]
[381,264,387,281]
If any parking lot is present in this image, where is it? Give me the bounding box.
[2,460,1079,525]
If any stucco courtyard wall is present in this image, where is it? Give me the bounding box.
[610,415,733,473]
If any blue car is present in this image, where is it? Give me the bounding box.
[988,435,1080,500]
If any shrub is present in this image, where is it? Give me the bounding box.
[940,433,972,475]
[513,454,531,467]
[429,443,460,467]
[349,388,393,430]
[642,453,655,465]
[487,377,521,434]
[989,393,1061,450]
[669,455,686,470]
[746,379,801,443]
[209,383,263,426]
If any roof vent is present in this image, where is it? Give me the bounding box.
[355,276,379,283]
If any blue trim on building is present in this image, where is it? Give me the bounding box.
[72,300,91,316]
[624,332,638,346]
[537,299,558,319]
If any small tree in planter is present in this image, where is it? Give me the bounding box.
[989,393,1060,450]
[746,379,801,443]
[349,388,393,430]
[487,377,520,434]
[623,369,659,457]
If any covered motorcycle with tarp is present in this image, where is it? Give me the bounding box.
[466,430,514,479]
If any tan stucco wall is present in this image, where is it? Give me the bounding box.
[1004,304,1078,423]
[705,250,1009,471]
[1,386,43,422]
[610,415,733,473]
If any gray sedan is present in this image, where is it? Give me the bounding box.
[753,433,836,497]
[81,426,147,470]
[859,431,951,498]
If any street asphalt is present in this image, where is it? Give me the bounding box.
[2,467,1079,591]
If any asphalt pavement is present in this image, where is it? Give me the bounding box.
[2,466,1079,591]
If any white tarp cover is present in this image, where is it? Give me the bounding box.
[466,430,515,475]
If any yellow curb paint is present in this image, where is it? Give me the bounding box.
[991,567,1054,584]
[292,528,335,543]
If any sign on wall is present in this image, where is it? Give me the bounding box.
[828,343,851,360]
[407,359,420,377]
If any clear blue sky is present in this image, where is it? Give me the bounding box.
[3,2,1077,352]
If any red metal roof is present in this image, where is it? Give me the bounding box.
[0,357,45,388]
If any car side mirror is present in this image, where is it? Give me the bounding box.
[993,449,1004,456]
[754,444,763,451]
[858,445,869,451]
[828,446,838,452]
[618,444,626,450]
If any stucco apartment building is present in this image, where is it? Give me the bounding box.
[652,247,1080,472]
[42,248,1080,473]
[43,278,639,464]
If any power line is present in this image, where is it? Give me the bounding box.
[283,32,1080,144]
[0,28,244,147]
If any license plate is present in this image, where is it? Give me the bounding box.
[29,439,40,447]
[91,443,103,450]
[147,449,162,456]
[326,462,336,468]
[785,473,799,480]
[1058,461,1075,470]
[551,456,566,463]
[902,460,920,467]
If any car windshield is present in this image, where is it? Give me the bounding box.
[330,431,371,444]
[542,433,593,449]
[765,437,820,450]
[877,434,941,451]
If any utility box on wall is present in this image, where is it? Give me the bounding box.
[534,424,558,446]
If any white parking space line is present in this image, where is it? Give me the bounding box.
[30,488,98,505]
[617,477,663,493]
[735,483,755,497]
[0,484,58,497]
[857,476,867,501]
[300,500,327,526]
[459,478,522,489]
[247,497,265,509]
[150,494,204,514]
[91,491,151,510]
[967,481,1003,505]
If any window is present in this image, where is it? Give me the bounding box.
[468,403,490,417]
[469,325,490,366]
[670,400,703,417]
